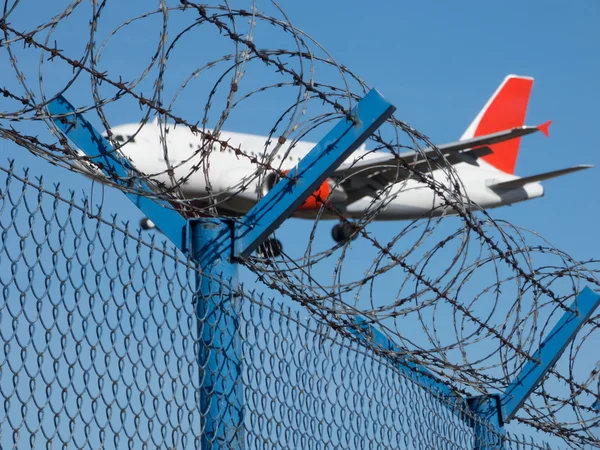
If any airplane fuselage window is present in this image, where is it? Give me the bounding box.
[114,135,136,143]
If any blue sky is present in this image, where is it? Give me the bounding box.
[278,0,600,259]
[2,0,600,446]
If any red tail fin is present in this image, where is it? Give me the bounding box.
[461,75,534,174]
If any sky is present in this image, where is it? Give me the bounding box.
[2,0,600,447]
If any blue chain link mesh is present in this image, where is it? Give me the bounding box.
[0,161,558,449]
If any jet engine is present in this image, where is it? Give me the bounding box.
[260,171,347,210]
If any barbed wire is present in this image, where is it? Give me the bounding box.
[1,1,598,447]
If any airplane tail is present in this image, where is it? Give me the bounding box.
[461,75,535,174]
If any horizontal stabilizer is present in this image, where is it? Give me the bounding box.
[490,165,593,190]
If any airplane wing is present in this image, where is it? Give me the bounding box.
[331,124,547,199]
[488,165,593,190]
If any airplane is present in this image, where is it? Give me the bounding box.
[79,75,591,256]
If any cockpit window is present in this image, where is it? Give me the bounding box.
[113,134,136,143]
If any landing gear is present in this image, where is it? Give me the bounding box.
[331,222,358,244]
[257,238,283,258]
[140,218,156,230]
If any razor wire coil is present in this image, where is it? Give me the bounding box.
[0,1,599,447]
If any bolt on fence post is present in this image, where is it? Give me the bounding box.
[189,218,243,449]
[467,394,505,450]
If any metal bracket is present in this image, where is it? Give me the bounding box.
[467,394,506,450]
[467,393,505,428]
[501,287,600,422]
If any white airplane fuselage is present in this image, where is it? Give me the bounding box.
[102,123,544,221]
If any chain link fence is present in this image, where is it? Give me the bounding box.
[0,0,598,447]
[0,160,562,449]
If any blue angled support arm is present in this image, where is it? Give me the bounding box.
[234,89,395,259]
[501,287,600,422]
[48,96,189,252]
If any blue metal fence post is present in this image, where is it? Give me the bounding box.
[48,89,395,448]
[189,218,243,449]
